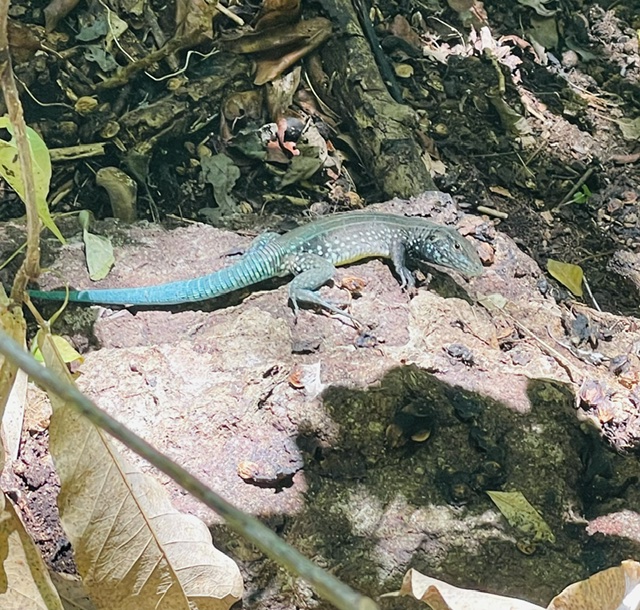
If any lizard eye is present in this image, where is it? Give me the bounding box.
[454,242,461,250]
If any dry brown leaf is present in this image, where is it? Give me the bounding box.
[2,369,28,461]
[0,492,65,610]
[0,285,26,469]
[7,19,45,62]
[41,335,243,610]
[225,17,331,84]
[254,0,300,31]
[43,0,81,32]
[266,67,301,121]
[175,0,219,44]
[389,14,422,50]
[254,19,331,84]
[49,571,97,610]
[547,560,640,610]
[398,568,545,610]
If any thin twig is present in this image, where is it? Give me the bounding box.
[557,167,594,207]
[582,276,601,312]
[0,0,41,299]
[477,206,508,219]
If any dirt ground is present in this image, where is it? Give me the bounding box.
[1,0,639,609]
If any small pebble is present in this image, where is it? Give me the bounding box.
[561,50,579,68]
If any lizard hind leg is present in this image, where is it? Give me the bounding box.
[286,253,360,324]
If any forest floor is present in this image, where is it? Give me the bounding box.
[1,0,639,609]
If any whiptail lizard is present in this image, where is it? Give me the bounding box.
[29,212,483,318]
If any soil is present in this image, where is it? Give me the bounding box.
[1,1,639,609]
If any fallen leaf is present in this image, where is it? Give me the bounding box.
[489,185,514,198]
[487,490,555,543]
[251,18,332,85]
[0,285,27,467]
[41,334,244,610]
[83,232,115,281]
[547,560,640,610]
[396,567,545,609]
[279,151,323,188]
[48,571,97,610]
[478,293,508,311]
[43,0,81,31]
[546,259,584,297]
[254,0,300,30]
[528,16,558,50]
[175,0,219,43]
[516,0,556,17]
[7,19,45,61]
[394,63,414,78]
[95,167,138,223]
[614,117,640,141]
[201,153,240,214]
[389,14,422,49]
[265,67,301,123]
[0,492,65,610]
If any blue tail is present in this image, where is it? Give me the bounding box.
[29,252,281,306]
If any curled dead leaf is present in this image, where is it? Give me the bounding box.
[396,567,545,609]
[547,560,640,610]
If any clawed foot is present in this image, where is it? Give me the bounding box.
[324,300,364,329]
[404,271,431,297]
[289,295,363,329]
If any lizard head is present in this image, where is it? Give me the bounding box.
[416,227,484,278]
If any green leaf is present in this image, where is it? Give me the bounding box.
[478,293,509,311]
[571,185,592,204]
[547,259,584,297]
[614,117,640,141]
[32,333,84,365]
[516,0,556,17]
[279,151,323,188]
[0,116,65,243]
[200,153,240,214]
[83,230,115,280]
[78,210,114,280]
[487,490,555,543]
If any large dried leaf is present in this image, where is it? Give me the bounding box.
[49,571,97,610]
[2,369,28,461]
[547,560,640,610]
[0,286,27,468]
[0,492,65,610]
[43,0,81,31]
[175,0,218,43]
[398,568,545,610]
[254,0,300,30]
[254,18,332,85]
[41,336,243,610]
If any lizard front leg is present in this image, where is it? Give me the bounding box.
[285,253,359,323]
[390,239,416,291]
